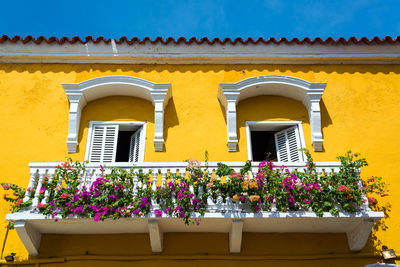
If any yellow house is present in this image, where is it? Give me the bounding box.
[0,35,399,267]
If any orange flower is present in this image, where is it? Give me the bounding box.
[232,194,240,202]
[249,181,258,189]
[206,182,214,189]
[242,181,249,190]
[250,195,260,202]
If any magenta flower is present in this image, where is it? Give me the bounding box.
[108,194,118,201]
[154,209,162,217]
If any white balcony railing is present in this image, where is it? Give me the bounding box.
[7,161,384,256]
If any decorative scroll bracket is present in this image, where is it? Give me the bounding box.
[62,76,171,153]
[218,75,326,152]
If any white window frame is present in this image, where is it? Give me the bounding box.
[85,121,147,163]
[245,120,306,162]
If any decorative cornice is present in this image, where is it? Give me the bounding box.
[1,37,400,64]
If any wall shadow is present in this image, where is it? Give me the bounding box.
[163,98,180,152]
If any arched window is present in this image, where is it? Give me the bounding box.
[63,76,171,154]
[218,75,326,152]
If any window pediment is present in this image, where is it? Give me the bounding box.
[218,75,326,152]
[62,76,171,153]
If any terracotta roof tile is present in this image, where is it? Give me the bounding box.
[0,35,399,45]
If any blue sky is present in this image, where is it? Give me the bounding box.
[1,0,399,39]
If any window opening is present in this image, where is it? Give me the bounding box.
[115,130,136,162]
[246,121,305,162]
[86,121,145,163]
[251,131,278,161]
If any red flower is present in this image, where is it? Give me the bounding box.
[338,185,350,193]
[37,203,46,209]
[60,193,69,199]
[368,197,377,205]
[16,199,23,206]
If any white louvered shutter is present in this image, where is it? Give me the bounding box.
[89,125,119,163]
[128,127,142,162]
[274,126,303,162]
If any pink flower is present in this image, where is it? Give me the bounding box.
[2,184,11,190]
[16,199,23,206]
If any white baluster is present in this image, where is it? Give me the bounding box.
[24,168,39,202]
[32,168,47,208]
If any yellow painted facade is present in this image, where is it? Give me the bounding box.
[0,62,399,266]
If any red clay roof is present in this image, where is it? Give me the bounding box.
[1,35,400,45]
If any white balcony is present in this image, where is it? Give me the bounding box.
[6,161,384,256]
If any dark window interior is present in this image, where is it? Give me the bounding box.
[116,130,136,162]
[251,131,278,161]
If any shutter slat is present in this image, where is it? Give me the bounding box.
[89,124,119,163]
[275,126,303,162]
[129,127,142,162]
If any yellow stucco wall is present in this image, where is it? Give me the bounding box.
[0,63,399,266]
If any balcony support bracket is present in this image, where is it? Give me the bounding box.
[148,220,163,253]
[14,221,41,256]
[229,220,244,253]
[346,218,376,251]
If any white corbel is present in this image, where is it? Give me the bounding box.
[229,220,244,253]
[62,76,171,153]
[303,88,325,152]
[151,86,172,152]
[148,220,163,253]
[14,221,41,256]
[65,92,86,153]
[346,219,376,252]
[218,86,240,151]
[219,75,326,152]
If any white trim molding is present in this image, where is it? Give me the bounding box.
[62,76,171,153]
[218,75,326,152]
